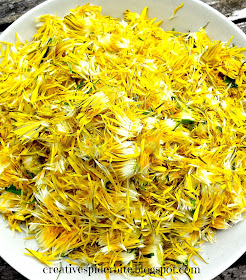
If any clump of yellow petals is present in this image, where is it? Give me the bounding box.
[0,3,246,277]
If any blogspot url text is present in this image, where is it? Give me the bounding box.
[43,264,200,276]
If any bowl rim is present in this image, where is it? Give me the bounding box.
[1,0,246,43]
[0,1,246,280]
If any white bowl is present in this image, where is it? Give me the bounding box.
[1,1,246,280]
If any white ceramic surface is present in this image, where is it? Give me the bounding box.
[0,1,246,280]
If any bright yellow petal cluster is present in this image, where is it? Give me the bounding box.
[0,3,246,277]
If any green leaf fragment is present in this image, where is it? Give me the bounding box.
[180,119,195,125]
[166,258,183,264]
[142,111,152,115]
[56,262,63,280]
[128,248,136,253]
[27,170,35,178]
[190,198,196,207]
[216,126,222,133]
[166,174,170,182]
[144,253,155,258]
[224,76,238,88]
[87,87,93,94]
[67,62,73,73]
[77,81,85,89]
[47,37,54,45]
[173,119,195,130]
[24,198,36,204]
[5,184,22,195]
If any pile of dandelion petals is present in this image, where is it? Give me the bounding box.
[1,3,246,276]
